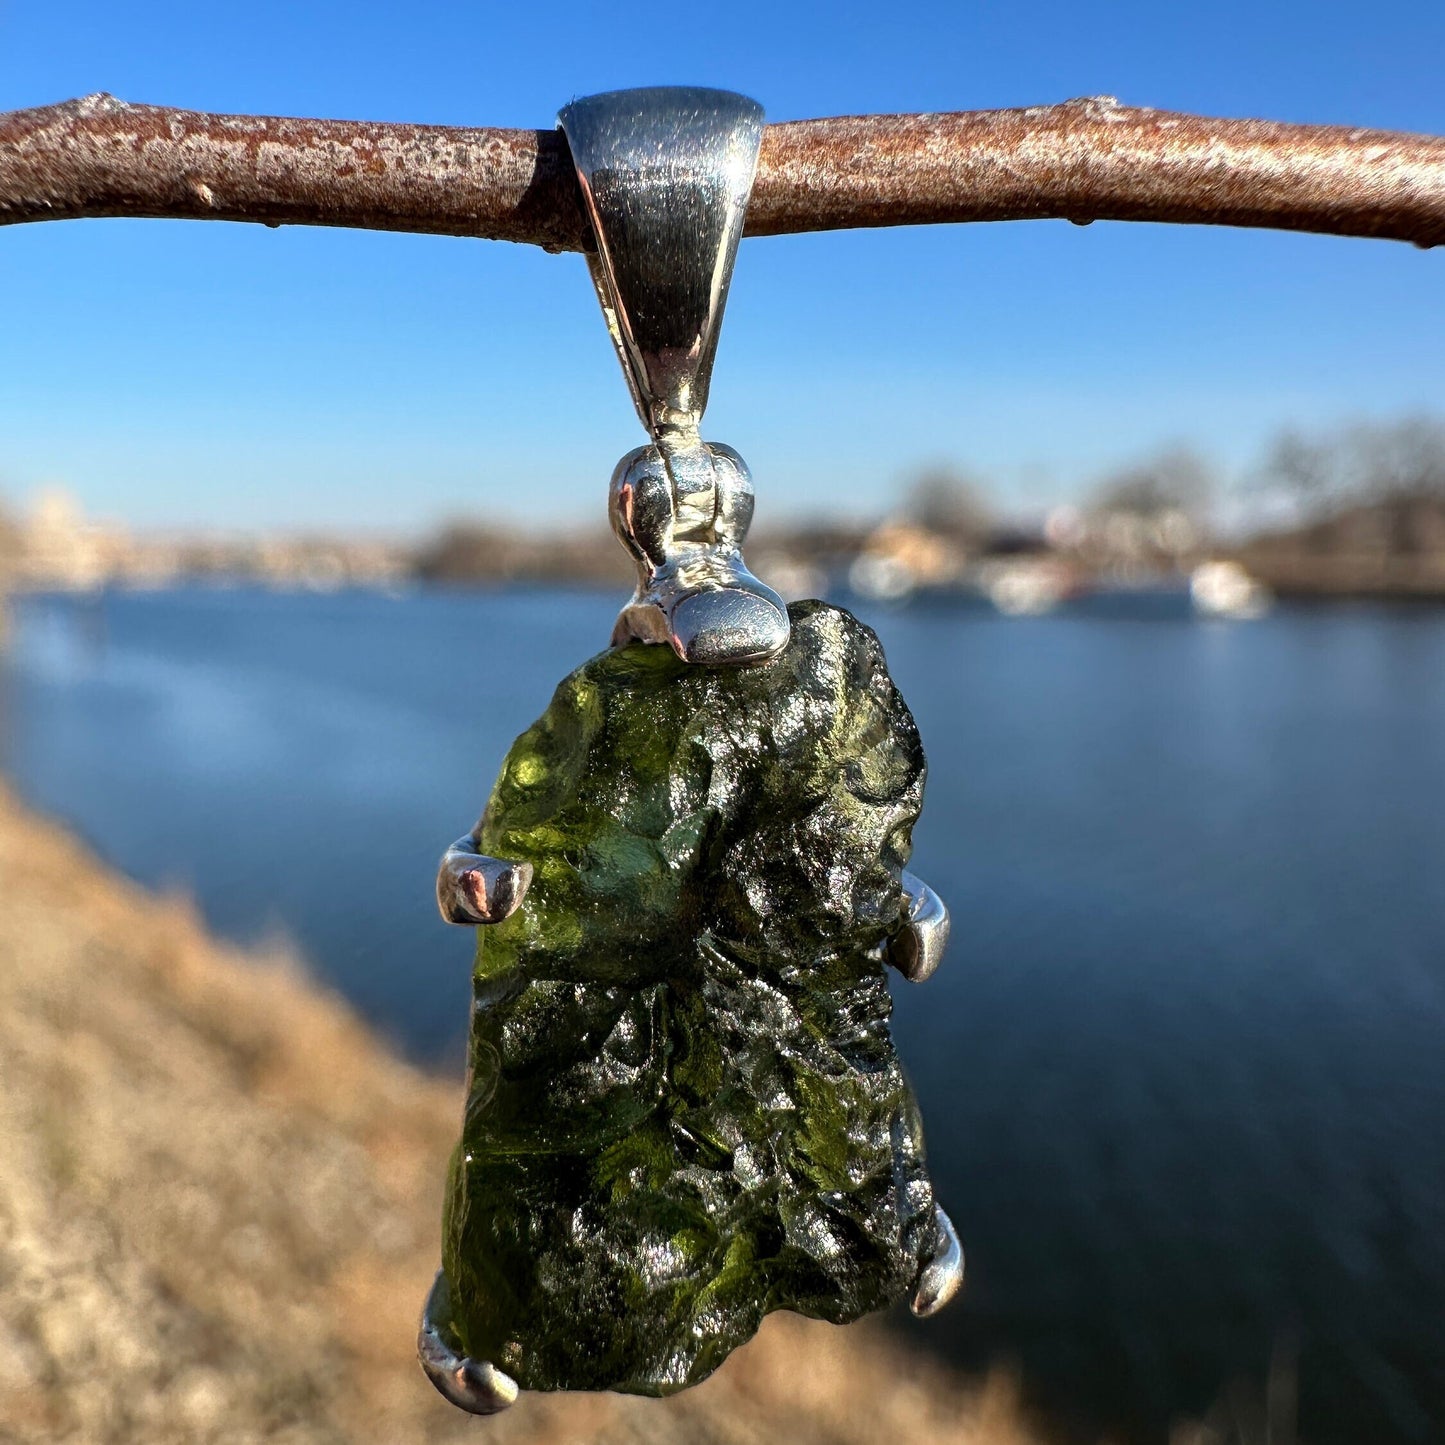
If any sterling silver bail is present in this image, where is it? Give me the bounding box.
[559,87,790,667]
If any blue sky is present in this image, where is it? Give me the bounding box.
[1,0,1443,532]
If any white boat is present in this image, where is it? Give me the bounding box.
[981,558,1077,616]
[1190,561,1273,620]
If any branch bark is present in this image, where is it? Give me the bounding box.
[3,92,1445,250]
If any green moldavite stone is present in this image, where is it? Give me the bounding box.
[437,600,939,1394]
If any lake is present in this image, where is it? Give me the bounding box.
[3,585,1443,1443]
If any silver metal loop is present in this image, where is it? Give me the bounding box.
[559,87,763,438]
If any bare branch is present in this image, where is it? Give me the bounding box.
[3,92,1445,250]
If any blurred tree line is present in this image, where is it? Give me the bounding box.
[413,522,630,587]
[865,416,1445,597]
[893,416,1445,552]
[3,415,1441,598]
[1257,416,1445,555]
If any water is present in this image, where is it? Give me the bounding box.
[3,585,1444,1443]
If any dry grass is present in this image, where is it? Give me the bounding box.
[0,782,1049,1445]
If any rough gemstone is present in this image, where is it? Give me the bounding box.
[435,600,939,1394]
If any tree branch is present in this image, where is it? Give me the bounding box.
[3,92,1444,251]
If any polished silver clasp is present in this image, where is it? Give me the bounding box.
[560,87,790,667]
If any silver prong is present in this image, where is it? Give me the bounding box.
[911,1205,964,1318]
[437,835,533,926]
[887,871,950,982]
[418,1270,519,1415]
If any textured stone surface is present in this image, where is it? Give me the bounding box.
[437,600,938,1395]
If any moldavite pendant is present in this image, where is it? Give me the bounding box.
[419,89,961,1413]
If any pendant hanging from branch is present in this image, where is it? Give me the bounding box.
[420,88,960,1412]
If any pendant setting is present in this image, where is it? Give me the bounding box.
[568,85,790,668]
[420,87,960,1412]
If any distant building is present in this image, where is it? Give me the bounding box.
[16,488,128,591]
[848,520,969,600]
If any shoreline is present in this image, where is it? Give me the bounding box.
[0,780,1041,1445]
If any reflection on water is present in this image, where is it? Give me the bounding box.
[3,586,1444,1444]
